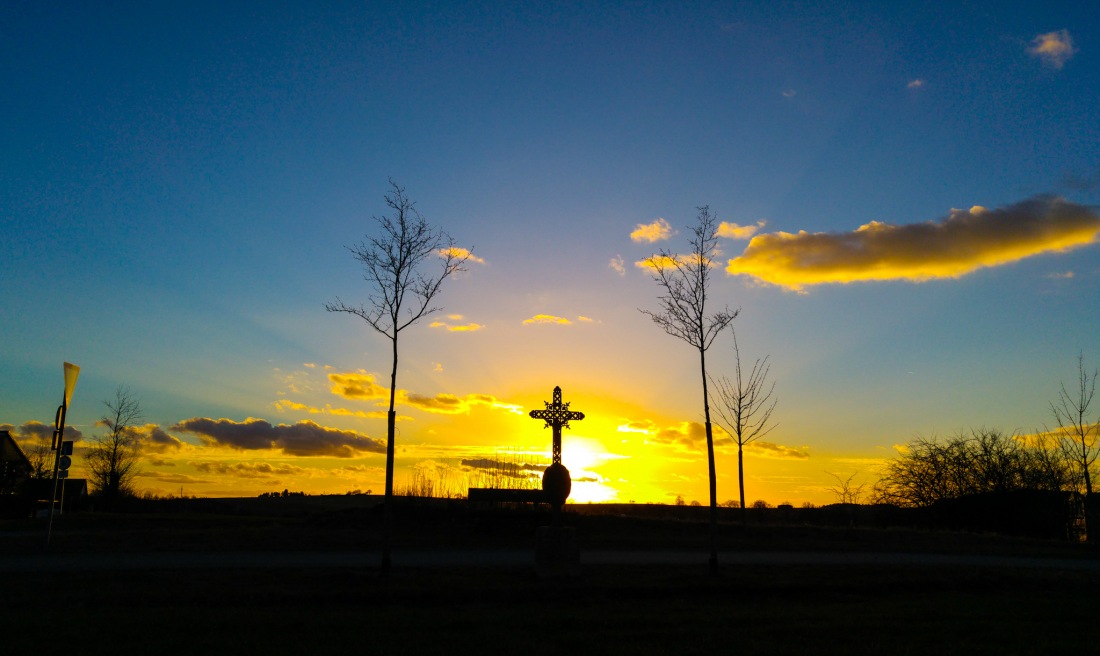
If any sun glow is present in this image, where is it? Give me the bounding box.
[562,437,621,503]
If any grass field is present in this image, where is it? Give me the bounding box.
[3,502,1098,655]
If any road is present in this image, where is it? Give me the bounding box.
[4,549,1099,572]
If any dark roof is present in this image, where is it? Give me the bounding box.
[1,430,32,472]
[2,430,33,490]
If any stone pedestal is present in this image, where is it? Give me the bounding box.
[535,525,579,578]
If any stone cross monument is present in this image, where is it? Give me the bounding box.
[529,386,585,576]
[528,385,585,513]
[528,385,585,465]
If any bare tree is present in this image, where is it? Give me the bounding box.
[826,471,866,505]
[873,428,1071,507]
[25,443,54,480]
[641,205,738,573]
[325,180,469,574]
[710,328,777,524]
[1051,353,1099,539]
[85,386,144,508]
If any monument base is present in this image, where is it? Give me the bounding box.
[535,526,579,578]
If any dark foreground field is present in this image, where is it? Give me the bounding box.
[3,501,1098,655]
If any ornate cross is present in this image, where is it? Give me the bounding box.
[529,386,585,464]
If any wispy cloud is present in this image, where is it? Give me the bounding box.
[726,196,1100,291]
[617,419,655,434]
[429,314,484,331]
[717,220,766,240]
[609,255,626,276]
[630,218,674,243]
[192,460,308,479]
[1028,30,1076,69]
[461,457,547,476]
[398,391,523,415]
[321,371,523,415]
[1046,271,1074,280]
[645,421,708,449]
[747,441,810,460]
[523,314,572,325]
[907,78,925,89]
[172,417,386,457]
[273,399,390,420]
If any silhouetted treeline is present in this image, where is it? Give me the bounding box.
[873,428,1076,506]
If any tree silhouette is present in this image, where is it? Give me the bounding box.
[873,428,1071,507]
[641,205,738,573]
[1051,353,1099,540]
[826,471,866,505]
[326,180,469,574]
[85,386,143,508]
[710,328,777,524]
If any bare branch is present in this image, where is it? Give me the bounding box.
[326,180,470,340]
[1051,352,1099,498]
[826,471,866,505]
[639,206,739,352]
[710,329,778,447]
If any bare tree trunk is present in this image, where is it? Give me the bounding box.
[382,334,398,576]
[738,445,746,526]
[700,348,718,574]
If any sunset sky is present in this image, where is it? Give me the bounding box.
[3,1,1098,506]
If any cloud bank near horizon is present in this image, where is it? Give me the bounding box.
[725,196,1100,290]
[172,417,386,457]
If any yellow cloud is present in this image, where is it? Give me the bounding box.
[274,399,390,420]
[398,391,523,415]
[717,220,766,240]
[323,370,523,416]
[630,218,674,243]
[1028,30,1076,69]
[726,197,1100,290]
[523,314,572,325]
[440,246,485,264]
[634,252,714,272]
[646,421,708,449]
[429,318,484,331]
[328,372,388,399]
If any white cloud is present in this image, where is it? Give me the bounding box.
[609,255,625,276]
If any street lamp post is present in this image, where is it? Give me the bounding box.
[46,361,79,548]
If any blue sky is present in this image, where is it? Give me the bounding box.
[3,1,1098,504]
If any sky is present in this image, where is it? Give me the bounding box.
[3,1,1098,506]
